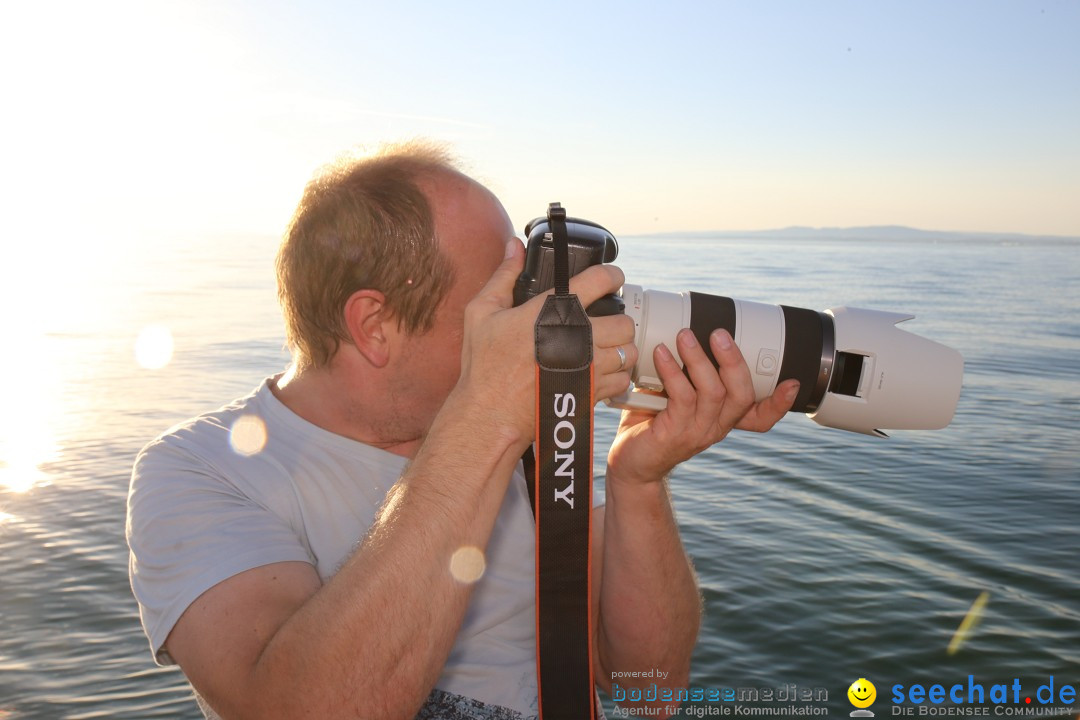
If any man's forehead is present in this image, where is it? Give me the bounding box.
[424,170,491,202]
[424,172,512,240]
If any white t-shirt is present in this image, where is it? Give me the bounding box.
[127,378,540,718]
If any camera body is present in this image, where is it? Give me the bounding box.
[513,215,624,317]
[514,209,964,437]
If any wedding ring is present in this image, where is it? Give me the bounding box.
[615,345,627,372]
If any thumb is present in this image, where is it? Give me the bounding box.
[473,238,525,311]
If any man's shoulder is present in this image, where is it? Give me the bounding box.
[131,381,271,494]
[129,375,404,504]
[137,382,266,461]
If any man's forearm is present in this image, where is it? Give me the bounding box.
[597,475,701,693]
[245,390,527,719]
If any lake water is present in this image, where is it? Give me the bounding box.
[0,232,1077,718]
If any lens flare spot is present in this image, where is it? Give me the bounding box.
[135,325,174,369]
[229,415,267,457]
[450,546,486,584]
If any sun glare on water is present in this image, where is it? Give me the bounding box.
[0,332,62,495]
[0,202,118,497]
[1,2,221,497]
[2,0,293,507]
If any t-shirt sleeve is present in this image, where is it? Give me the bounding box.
[126,436,313,665]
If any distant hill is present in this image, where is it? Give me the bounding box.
[635,226,1080,244]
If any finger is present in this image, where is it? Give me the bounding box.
[594,369,633,404]
[567,263,625,308]
[470,238,525,313]
[598,342,638,376]
[736,380,800,433]
[710,329,757,431]
[675,328,727,423]
[652,341,696,424]
[592,314,636,349]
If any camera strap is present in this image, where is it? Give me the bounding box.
[532,203,596,719]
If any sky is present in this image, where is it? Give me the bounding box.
[2,0,1079,249]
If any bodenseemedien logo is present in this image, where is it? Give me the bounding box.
[849,678,877,717]
[608,680,830,717]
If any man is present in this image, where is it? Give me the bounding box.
[127,141,800,719]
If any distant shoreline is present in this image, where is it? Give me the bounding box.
[625,226,1080,244]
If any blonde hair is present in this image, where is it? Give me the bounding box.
[276,141,459,369]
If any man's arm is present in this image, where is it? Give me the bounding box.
[167,389,527,720]
[593,327,800,713]
[162,243,633,720]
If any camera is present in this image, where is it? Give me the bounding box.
[513,206,964,437]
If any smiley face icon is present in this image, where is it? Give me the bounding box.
[848,678,877,709]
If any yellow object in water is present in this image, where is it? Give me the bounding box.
[947,591,990,656]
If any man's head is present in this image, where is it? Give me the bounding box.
[275,141,516,446]
[276,141,463,370]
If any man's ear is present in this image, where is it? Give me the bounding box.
[343,290,393,368]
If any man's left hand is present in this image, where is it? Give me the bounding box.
[606,327,800,485]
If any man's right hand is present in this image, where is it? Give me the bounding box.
[453,238,637,450]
